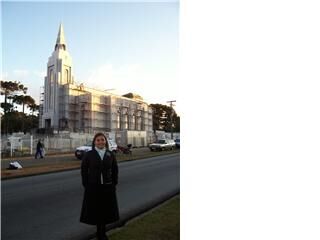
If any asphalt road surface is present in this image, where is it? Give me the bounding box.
[1,153,180,240]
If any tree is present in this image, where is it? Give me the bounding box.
[172,115,180,132]
[0,81,27,114]
[11,95,24,112]
[12,95,35,114]
[150,104,165,131]
[149,103,180,132]
[29,103,40,116]
[0,102,14,113]
[24,96,36,112]
[0,80,34,134]
[1,111,39,134]
[10,95,36,133]
[1,111,23,134]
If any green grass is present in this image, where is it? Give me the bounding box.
[109,196,180,240]
[1,149,179,179]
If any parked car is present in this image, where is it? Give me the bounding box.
[149,139,176,151]
[75,138,118,160]
[175,138,180,149]
[167,139,176,149]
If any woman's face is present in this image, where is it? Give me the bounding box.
[94,135,106,149]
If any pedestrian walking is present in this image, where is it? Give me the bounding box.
[34,140,44,159]
[41,140,45,158]
[80,132,119,240]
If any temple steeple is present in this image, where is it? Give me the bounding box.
[55,23,66,51]
[42,23,74,128]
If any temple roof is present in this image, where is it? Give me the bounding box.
[55,23,66,51]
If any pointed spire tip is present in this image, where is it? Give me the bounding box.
[55,23,66,51]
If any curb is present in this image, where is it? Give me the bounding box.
[1,152,180,181]
[83,189,180,240]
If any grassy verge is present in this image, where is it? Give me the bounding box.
[1,162,81,178]
[1,149,179,179]
[108,196,180,240]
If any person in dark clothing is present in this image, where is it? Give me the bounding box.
[80,133,119,240]
[34,140,44,159]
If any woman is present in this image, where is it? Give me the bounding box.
[80,132,120,240]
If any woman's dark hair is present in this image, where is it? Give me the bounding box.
[92,132,109,149]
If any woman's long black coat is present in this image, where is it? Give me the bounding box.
[80,149,120,225]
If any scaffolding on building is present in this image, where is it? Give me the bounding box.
[42,82,153,139]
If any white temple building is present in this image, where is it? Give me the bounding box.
[39,24,154,146]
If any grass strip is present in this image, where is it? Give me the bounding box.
[1,150,179,179]
[1,162,81,178]
[108,196,180,240]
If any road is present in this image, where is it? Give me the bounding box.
[1,153,180,240]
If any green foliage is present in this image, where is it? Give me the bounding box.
[28,103,39,115]
[110,196,180,240]
[1,80,39,134]
[0,102,14,113]
[12,95,35,113]
[150,103,180,132]
[0,80,28,113]
[1,111,39,134]
[172,114,180,132]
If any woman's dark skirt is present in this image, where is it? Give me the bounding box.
[80,184,120,225]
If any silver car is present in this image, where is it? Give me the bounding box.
[75,138,118,160]
[149,139,176,151]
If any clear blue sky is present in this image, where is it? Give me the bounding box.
[1,1,179,113]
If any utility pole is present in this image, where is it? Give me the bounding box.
[167,100,176,139]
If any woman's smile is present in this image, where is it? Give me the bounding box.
[95,136,106,149]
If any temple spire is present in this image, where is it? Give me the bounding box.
[55,23,66,51]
